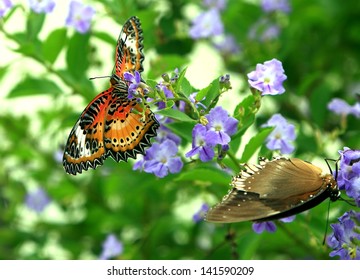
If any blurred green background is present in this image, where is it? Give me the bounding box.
[0,0,359,260]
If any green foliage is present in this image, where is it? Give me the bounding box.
[0,0,359,261]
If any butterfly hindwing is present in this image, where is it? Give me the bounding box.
[103,89,159,162]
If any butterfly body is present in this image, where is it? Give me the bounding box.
[63,17,159,175]
[205,157,340,223]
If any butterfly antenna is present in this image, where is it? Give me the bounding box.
[89,75,111,80]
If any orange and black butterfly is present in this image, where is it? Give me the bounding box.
[206,157,340,223]
[63,16,159,175]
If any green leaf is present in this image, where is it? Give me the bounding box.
[12,32,42,57]
[145,79,158,89]
[196,78,220,109]
[232,95,257,140]
[196,84,211,102]
[26,12,46,41]
[66,33,91,79]
[240,127,273,162]
[148,55,188,79]
[179,76,196,97]
[175,168,231,185]
[8,76,62,98]
[43,28,67,64]
[165,121,194,143]
[157,108,196,122]
[174,67,188,93]
[0,65,9,83]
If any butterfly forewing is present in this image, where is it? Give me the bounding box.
[205,157,339,223]
[63,16,159,175]
[115,16,144,78]
[63,89,112,175]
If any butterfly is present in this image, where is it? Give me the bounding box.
[205,157,340,223]
[63,16,159,175]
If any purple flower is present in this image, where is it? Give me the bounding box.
[328,98,360,118]
[0,0,12,18]
[247,58,287,95]
[328,98,354,115]
[261,25,281,41]
[124,71,142,99]
[252,221,277,233]
[25,188,51,214]
[261,0,291,13]
[212,34,240,55]
[53,149,63,163]
[193,203,210,223]
[327,211,360,260]
[29,0,55,13]
[133,155,146,172]
[99,234,123,260]
[65,1,95,34]
[252,216,295,234]
[205,106,238,145]
[248,19,280,42]
[203,0,227,11]
[336,147,360,206]
[155,83,174,109]
[189,8,224,39]
[186,124,215,162]
[352,103,360,118]
[143,140,183,178]
[262,113,296,154]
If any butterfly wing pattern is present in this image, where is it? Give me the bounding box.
[63,16,159,175]
[205,157,340,223]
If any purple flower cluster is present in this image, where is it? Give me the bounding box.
[99,234,123,260]
[261,0,291,13]
[66,1,95,34]
[328,98,360,118]
[247,58,287,95]
[186,106,238,162]
[132,69,186,178]
[261,113,295,154]
[327,211,360,260]
[25,188,51,214]
[252,216,295,234]
[29,0,55,14]
[336,147,360,206]
[193,203,210,223]
[0,0,12,18]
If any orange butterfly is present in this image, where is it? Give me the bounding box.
[63,16,159,175]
